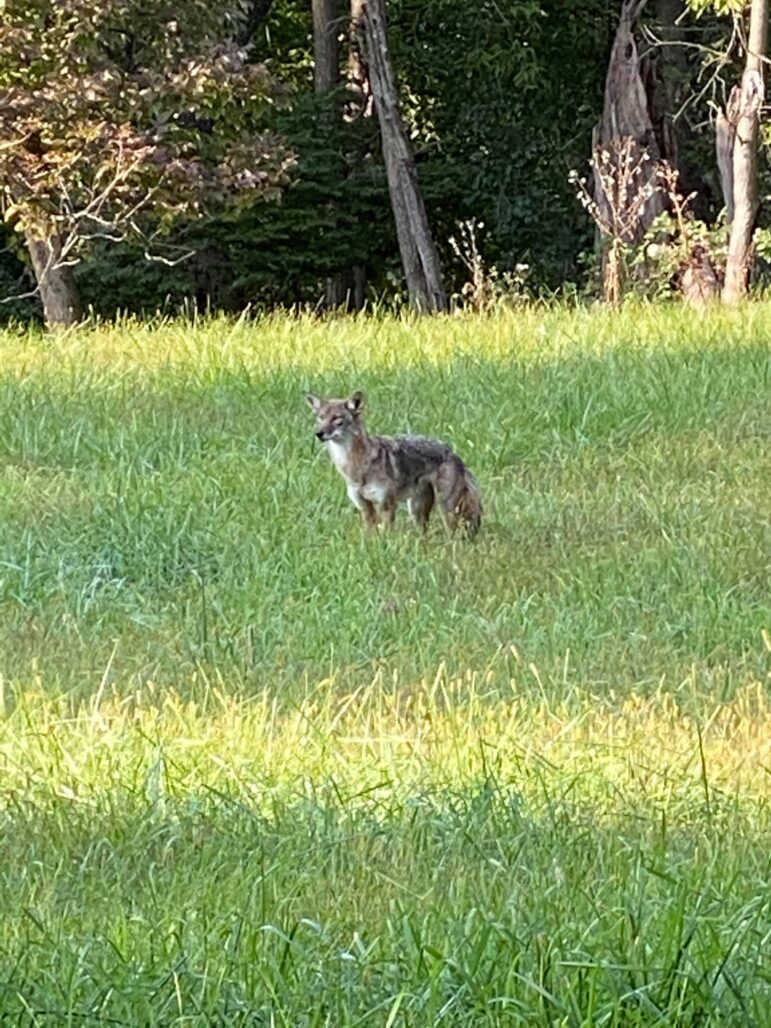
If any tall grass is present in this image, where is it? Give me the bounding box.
[0,303,769,1023]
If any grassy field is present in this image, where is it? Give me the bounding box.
[0,303,769,1024]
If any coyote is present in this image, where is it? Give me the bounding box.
[304,390,482,535]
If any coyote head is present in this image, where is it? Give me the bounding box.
[304,391,364,442]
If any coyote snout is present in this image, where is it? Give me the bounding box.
[304,390,482,536]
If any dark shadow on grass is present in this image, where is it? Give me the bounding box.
[0,781,768,1024]
[0,339,769,471]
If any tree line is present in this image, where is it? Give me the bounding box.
[0,0,768,328]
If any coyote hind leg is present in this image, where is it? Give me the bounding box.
[408,481,435,531]
[434,460,481,537]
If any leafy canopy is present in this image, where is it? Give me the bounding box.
[0,0,293,252]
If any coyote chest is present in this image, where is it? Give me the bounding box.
[325,439,386,506]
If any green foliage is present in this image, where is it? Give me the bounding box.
[76,91,397,314]
[6,0,771,317]
[389,0,617,288]
[213,101,394,305]
[687,0,746,13]
[0,0,291,262]
[630,209,727,299]
[68,0,617,314]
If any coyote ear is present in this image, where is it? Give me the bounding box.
[304,392,322,413]
[346,391,364,414]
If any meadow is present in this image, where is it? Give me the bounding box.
[0,303,769,1024]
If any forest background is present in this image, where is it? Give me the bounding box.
[1,0,764,323]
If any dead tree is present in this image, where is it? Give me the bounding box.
[593,0,670,299]
[721,0,768,302]
[355,0,447,312]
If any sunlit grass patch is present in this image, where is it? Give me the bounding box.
[3,671,769,816]
[0,676,769,1023]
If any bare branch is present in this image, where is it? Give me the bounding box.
[0,282,40,305]
[142,247,196,266]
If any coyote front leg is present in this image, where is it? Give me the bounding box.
[360,498,378,530]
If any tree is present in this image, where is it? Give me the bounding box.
[592,0,673,299]
[0,0,292,327]
[721,0,768,301]
[313,0,341,95]
[355,0,447,312]
[312,0,349,308]
[341,0,374,310]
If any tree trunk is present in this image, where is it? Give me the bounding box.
[340,0,372,309]
[594,0,670,300]
[649,0,686,174]
[715,88,741,224]
[313,0,341,93]
[356,0,447,312]
[312,0,350,309]
[347,0,372,121]
[722,0,768,302]
[25,235,83,328]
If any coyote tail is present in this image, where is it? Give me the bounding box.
[455,465,483,537]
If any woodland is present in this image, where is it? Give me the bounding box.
[0,0,769,326]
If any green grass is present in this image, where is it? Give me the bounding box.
[0,302,769,1023]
